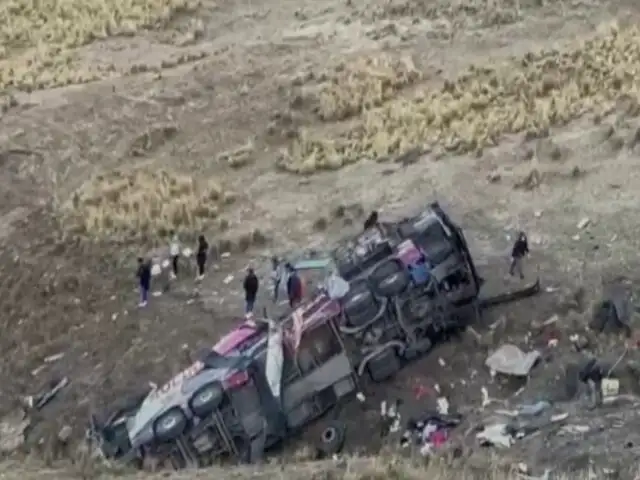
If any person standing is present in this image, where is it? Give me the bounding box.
[169,230,180,280]
[286,263,303,308]
[136,257,151,308]
[243,267,259,314]
[578,358,604,409]
[509,231,529,279]
[196,235,209,281]
[270,256,284,303]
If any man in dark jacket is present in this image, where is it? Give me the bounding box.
[196,235,208,281]
[363,210,379,230]
[243,268,259,314]
[286,264,303,308]
[509,231,529,279]
[136,257,151,307]
[578,358,605,409]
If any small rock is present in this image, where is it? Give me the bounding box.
[486,171,501,183]
[534,210,543,218]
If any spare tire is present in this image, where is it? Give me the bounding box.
[342,280,378,327]
[369,259,409,297]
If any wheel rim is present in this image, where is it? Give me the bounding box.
[322,427,336,443]
[197,389,214,404]
[159,415,178,432]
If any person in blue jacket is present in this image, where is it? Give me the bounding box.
[408,253,431,286]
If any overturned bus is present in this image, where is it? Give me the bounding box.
[91,296,357,468]
[333,201,539,382]
[92,201,539,468]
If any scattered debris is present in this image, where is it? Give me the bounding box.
[23,377,70,411]
[44,352,65,363]
[0,409,29,453]
[400,412,461,456]
[485,344,541,377]
[477,423,513,448]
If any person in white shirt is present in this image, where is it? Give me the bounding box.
[270,256,283,303]
[169,230,180,280]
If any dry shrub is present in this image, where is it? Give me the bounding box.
[363,0,537,28]
[302,54,421,122]
[58,167,225,242]
[129,125,179,157]
[0,0,202,91]
[281,23,640,174]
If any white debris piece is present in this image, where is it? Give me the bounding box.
[44,353,65,363]
[476,424,513,448]
[602,378,620,397]
[161,259,170,269]
[389,417,401,433]
[436,397,450,415]
[485,344,541,377]
[356,392,366,403]
[559,424,590,435]
[438,358,446,367]
[577,217,591,229]
[517,468,552,480]
[481,387,491,408]
[150,264,162,276]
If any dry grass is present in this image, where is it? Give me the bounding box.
[364,0,535,27]
[0,454,612,480]
[293,54,421,122]
[58,167,226,242]
[0,0,201,91]
[278,22,640,173]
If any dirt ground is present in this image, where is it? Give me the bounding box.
[3,0,640,476]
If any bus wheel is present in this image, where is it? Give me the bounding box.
[317,421,346,456]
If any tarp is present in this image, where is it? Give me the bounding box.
[265,320,284,402]
[485,344,541,377]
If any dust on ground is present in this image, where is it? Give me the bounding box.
[1,0,640,476]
